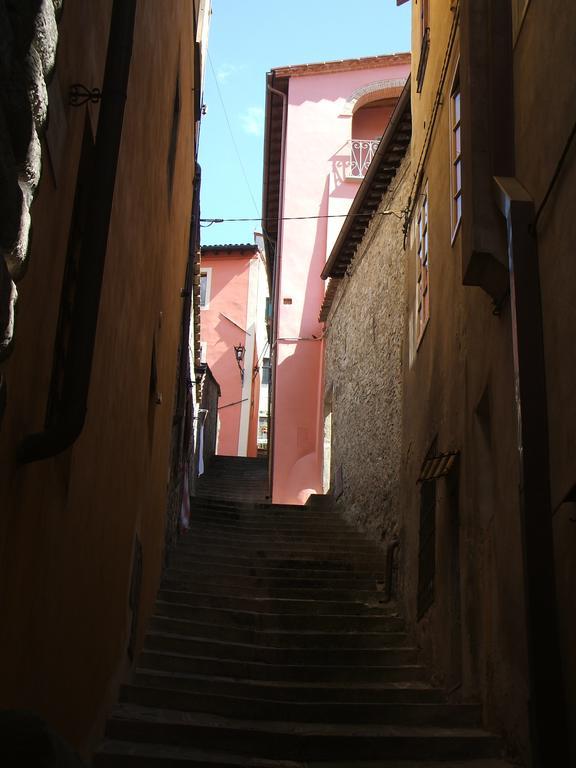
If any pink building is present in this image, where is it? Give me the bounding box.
[200,243,268,457]
[262,54,411,504]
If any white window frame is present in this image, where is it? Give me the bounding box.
[415,182,430,347]
[449,64,462,242]
[199,267,212,309]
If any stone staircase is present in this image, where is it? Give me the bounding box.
[95,458,513,767]
[196,456,269,503]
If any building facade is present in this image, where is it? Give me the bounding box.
[200,242,268,458]
[322,0,575,764]
[0,0,211,757]
[262,53,411,504]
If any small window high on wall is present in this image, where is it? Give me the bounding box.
[450,69,462,239]
[415,183,429,345]
[199,267,212,309]
[416,0,430,92]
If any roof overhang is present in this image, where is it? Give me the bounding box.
[201,244,258,257]
[261,71,289,293]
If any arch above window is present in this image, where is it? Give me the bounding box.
[340,78,407,116]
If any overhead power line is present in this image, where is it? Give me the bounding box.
[200,210,403,227]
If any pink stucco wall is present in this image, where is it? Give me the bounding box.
[272,59,410,504]
[201,249,256,457]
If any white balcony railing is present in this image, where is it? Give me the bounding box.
[348,138,380,179]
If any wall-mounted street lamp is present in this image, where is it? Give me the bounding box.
[234,344,245,384]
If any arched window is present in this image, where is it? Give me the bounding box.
[349,98,396,178]
[342,79,406,179]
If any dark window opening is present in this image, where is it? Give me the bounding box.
[262,357,271,385]
[167,73,181,201]
[46,116,95,428]
[416,0,430,93]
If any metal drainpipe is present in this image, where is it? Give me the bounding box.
[493,176,569,766]
[264,82,287,502]
[18,0,138,462]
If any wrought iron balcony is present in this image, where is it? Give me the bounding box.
[348,138,380,179]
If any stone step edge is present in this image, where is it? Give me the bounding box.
[121,682,475,712]
[163,570,387,584]
[134,667,438,693]
[150,616,407,641]
[139,648,427,674]
[97,739,304,766]
[108,703,498,739]
[154,597,398,618]
[156,591,396,607]
[144,630,417,656]
[97,740,512,768]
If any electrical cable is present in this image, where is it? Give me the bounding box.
[200,210,403,226]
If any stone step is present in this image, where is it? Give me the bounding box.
[156,591,394,619]
[148,616,408,648]
[161,578,390,603]
[133,668,444,704]
[105,704,502,761]
[155,599,402,632]
[120,684,481,726]
[96,741,512,768]
[182,525,374,543]
[171,551,384,572]
[163,568,385,590]
[180,533,379,552]
[96,739,302,767]
[187,512,345,527]
[173,550,385,571]
[191,499,324,515]
[144,631,419,667]
[138,650,428,683]
[186,517,355,535]
[178,539,382,556]
[167,557,386,582]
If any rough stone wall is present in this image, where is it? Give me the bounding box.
[0,0,60,357]
[323,150,411,547]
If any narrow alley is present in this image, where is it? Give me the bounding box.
[0,2,574,767]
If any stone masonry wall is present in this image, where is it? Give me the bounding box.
[324,150,411,547]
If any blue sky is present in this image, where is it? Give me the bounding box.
[198,1,412,246]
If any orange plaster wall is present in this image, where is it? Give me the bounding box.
[0,0,198,755]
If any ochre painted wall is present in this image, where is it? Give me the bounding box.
[0,0,198,756]
[402,1,529,760]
